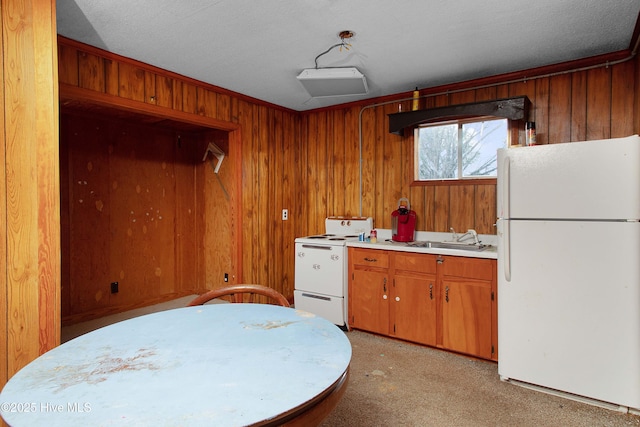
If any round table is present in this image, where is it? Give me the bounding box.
[0,304,351,426]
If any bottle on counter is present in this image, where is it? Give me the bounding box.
[370,229,377,243]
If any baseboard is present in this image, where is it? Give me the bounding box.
[500,377,635,414]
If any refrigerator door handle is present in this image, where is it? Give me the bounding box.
[502,155,511,282]
[502,155,510,220]
[503,219,511,282]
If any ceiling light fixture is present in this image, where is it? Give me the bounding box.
[297,30,369,98]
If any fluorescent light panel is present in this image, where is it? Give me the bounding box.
[297,67,368,97]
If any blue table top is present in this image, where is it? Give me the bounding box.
[0,304,352,426]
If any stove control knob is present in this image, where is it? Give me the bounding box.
[346,220,351,226]
[341,220,346,226]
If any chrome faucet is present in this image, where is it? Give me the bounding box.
[449,227,459,241]
[456,229,480,245]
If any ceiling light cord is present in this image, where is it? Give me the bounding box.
[314,40,352,69]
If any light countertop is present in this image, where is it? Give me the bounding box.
[347,229,498,260]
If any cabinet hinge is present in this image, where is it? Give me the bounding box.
[491,291,495,301]
[393,324,396,333]
[491,344,495,355]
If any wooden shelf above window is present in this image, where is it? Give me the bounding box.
[388,96,530,135]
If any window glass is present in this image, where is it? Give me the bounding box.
[415,118,507,180]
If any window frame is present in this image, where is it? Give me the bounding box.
[410,116,516,187]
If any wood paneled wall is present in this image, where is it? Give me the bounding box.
[1,0,60,388]
[235,103,298,298]
[57,36,638,324]
[57,37,300,317]
[1,14,639,393]
[60,112,213,322]
[299,57,638,235]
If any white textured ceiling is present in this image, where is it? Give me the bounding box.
[56,0,640,112]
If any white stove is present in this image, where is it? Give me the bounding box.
[294,217,374,329]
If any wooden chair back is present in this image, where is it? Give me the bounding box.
[187,284,290,307]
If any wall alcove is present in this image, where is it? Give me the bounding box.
[59,89,242,324]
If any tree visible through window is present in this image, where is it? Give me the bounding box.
[415,117,507,180]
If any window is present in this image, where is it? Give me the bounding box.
[414,117,508,181]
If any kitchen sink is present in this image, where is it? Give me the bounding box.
[406,241,491,251]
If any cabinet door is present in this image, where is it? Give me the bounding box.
[441,279,492,359]
[350,270,389,335]
[393,274,437,346]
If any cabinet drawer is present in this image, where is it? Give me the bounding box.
[441,256,494,281]
[350,248,389,268]
[394,252,437,274]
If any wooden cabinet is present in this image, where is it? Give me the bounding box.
[392,253,438,346]
[348,247,497,361]
[439,256,495,360]
[349,248,390,335]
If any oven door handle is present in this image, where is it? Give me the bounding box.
[301,293,331,301]
[301,245,333,250]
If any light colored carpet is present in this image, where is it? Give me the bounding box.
[322,330,640,427]
[62,300,640,426]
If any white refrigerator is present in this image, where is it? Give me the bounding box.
[496,134,640,412]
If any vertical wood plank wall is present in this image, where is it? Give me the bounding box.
[0,1,6,392]
[57,35,638,326]
[299,59,637,235]
[57,38,301,319]
[59,113,211,322]
[1,0,60,388]
[2,25,638,391]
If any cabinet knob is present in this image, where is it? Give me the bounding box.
[383,294,387,300]
[395,296,400,302]
[445,286,449,302]
[429,283,433,300]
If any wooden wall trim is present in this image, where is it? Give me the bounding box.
[60,83,240,132]
[228,129,244,285]
[58,36,297,115]
[302,49,633,115]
